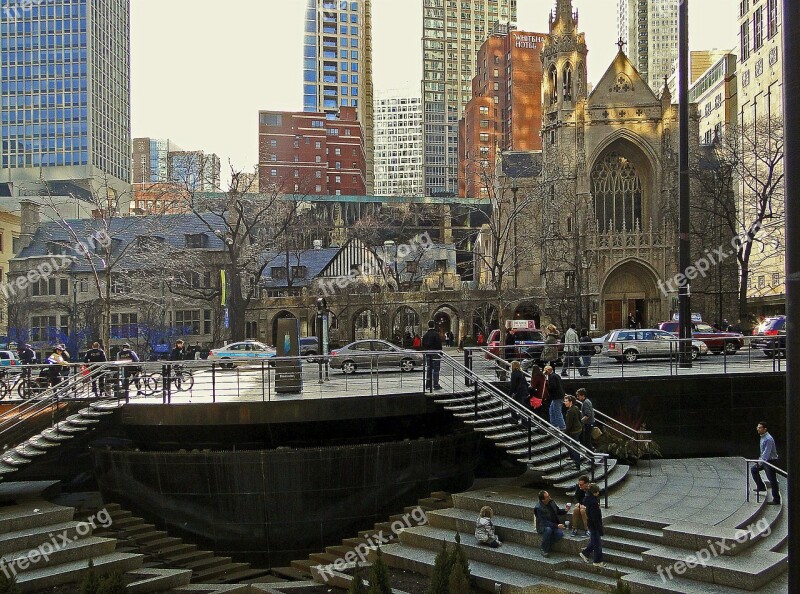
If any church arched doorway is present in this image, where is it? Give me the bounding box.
[600,260,662,331]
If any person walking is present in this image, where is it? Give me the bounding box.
[116,343,142,396]
[529,365,548,416]
[17,344,36,384]
[169,340,186,361]
[45,345,67,388]
[509,361,529,421]
[543,365,565,429]
[504,328,517,361]
[541,325,560,368]
[562,324,579,377]
[475,506,502,548]
[578,483,605,567]
[576,388,595,448]
[563,395,584,471]
[84,341,108,396]
[750,421,781,504]
[421,320,442,390]
[412,334,422,350]
[476,332,485,347]
[578,328,592,376]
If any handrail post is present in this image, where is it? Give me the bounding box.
[746,460,750,503]
[474,379,479,421]
[603,456,608,509]
[528,414,532,460]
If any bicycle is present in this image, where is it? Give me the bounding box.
[141,364,194,394]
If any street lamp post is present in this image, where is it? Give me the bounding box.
[315,297,329,382]
[511,185,519,289]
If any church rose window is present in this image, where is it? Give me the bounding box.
[591,152,643,232]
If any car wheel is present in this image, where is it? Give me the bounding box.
[763,350,773,358]
[691,346,700,360]
[623,349,638,363]
[305,351,318,363]
[400,357,415,372]
[341,360,357,374]
[220,358,234,369]
[594,344,602,355]
[723,341,738,355]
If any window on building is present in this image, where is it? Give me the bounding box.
[565,272,575,290]
[260,113,282,126]
[406,261,418,274]
[758,275,766,289]
[79,278,88,292]
[31,277,57,296]
[111,313,138,338]
[31,316,57,342]
[204,310,212,335]
[772,273,780,286]
[479,133,489,142]
[740,19,751,60]
[185,233,209,248]
[270,139,277,148]
[753,6,763,50]
[271,169,277,176]
[311,120,325,128]
[111,276,130,294]
[291,266,307,279]
[767,0,779,37]
[175,310,202,335]
[271,267,286,279]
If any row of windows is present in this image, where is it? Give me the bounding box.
[749,273,782,289]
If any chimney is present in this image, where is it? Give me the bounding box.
[313,239,323,250]
[17,199,42,252]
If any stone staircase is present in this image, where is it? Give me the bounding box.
[91,503,273,584]
[0,399,123,482]
[431,390,630,492]
[0,495,144,592]
[378,484,789,593]
[281,491,453,583]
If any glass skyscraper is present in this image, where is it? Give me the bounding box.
[0,0,130,200]
[303,0,374,194]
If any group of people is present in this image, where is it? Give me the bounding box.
[475,478,606,565]
[505,323,594,377]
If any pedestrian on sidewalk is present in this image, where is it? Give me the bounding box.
[750,421,781,505]
[562,324,579,377]
[563,394,584,471]
[578,328,593,376]
[529,364,547,416]
[541,325,560,368]
[475,506,502,548]
[534,490,567,557]
[578,483,605,567]
[421,320,442,390]
[84,341,108,397]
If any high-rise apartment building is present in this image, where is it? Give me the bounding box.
[373,93,424,197]
[422,0,516,196]
[132,138,184,184]
[458,27,545,198]
[688,53,738,145]
[618,0,678,93]
[0,0,131,201]
[258,107,366,196]
[132,138,220,193]
[303,0,374,194]
[737,0,783,311]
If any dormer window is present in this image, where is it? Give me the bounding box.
[136,235,165,249]
[271,267,286,279]
[291,266,307,279]
[45,241,69,255]
[185,233,209,248]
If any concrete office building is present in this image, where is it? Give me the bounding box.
[459,26,545,198]
[618,0,678,93]
[303,0,374,194]
[422,0,516,196]
[374,92,424,197]
[0,0,131,202]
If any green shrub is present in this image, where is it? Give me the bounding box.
[97,571,126,594]
[427,540,452,594]
[368,547,392,594]
[0,563,20,594]
[80,559,100,594]
[348,561,368,594]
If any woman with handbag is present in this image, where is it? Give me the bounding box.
[529,364,548,417]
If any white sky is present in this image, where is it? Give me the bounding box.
[131,0,739,176]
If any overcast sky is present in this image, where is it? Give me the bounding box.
[131,0,739,176]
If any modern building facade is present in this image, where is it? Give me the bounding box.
[689,53,738,145]
[458,27,545,198]
[422,0,516,196]
[303,0,374,193]
[132,139,220,194]
[132,138,183,184]
[0,0,131,201]
[373,92,424,197]
[617,0,678,93]
[258,107,366,196]
[737,0,783,311]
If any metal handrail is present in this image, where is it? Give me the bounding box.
[471,346,653,444]
[438,352,611,506]
[745,458,787,503]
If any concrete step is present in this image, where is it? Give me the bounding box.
[622,566,789,594]
[184,556,232,572]
[0,536,116,572]
[308,552,339,565]
[604,522,665,545]
[214,567,273,583]
[150,543,198,558]
[52,422,87,434]
[507,436,562,456]
[518,446,571,467]
[452,489,539,522]
[496,432,553,449]
[0,521,90,553]
[443,399,502,412]
[0,451,33,467]
[0,461,20,475]
[571,463,630,493]
[13,444,48,458]
[63,414,100,426]
[463,413,514,427]
[120,523,157,536]
[482,428,528,442]
[77,408,114,419]
[162,549,213,565]
[380,542,608,594]
[0,501,75,534]
[192,562,251,581]
[25,437,61,451]
[137,537,184,552]
[14,552,144,593]
[555,564,621,591]
[288,558,316,575]
[126,568,193,594]
[89,399,124,411]
[39,428,75,442]
[602,534,652,555]
[109,516,146,529]
[130,530,170,544]
[416,496,452,509]
[269,566,311,581]
[453,403,509,418]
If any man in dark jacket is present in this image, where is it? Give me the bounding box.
[169,340,185,361]
[421,321,442,390]
[564,395,583,471]
[578,483,605,566]
[534,490,566,557]
[84,342,107,396]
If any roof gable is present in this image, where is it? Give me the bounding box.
[587,51,660,108]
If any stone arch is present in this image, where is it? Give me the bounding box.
[513,301,541,328]
[432,304,461,343]
[392,306,420,346]
[563,61,573,101]
[548,64,558,105]
[352,307,380,340]
[271,310,297,347]
[589,135,660,231]
[599,258,664,331]
[587,129,661,188]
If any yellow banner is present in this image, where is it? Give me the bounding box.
[220,270,227,306]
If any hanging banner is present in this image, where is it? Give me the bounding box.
[223,307,230,329]
[220,270,227,306]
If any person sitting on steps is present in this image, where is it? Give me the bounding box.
[474,506,502,548]
[534,490,567,557]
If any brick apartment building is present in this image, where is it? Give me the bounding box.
[258,107,366,196]
[458,27,546,198]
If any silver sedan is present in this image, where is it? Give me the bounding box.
[328,340,423,374]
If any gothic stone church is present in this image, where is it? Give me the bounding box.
[513,0,730,331]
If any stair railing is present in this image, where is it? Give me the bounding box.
[437,352,611,507]
[745,459,787,503]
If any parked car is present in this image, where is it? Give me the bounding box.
[750,316,786,358]
[591,333,609,355]
[207,341,276,368]
[0,351,19,367]
[602,329,709,362]
[486,328,560,361]
[328,339,423,374]
[658,321,744,355]
[300,336,319,360]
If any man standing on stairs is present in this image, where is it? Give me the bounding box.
[534,491,567,557]
[751,421,781,505]
[422,320,442,390]
[84,342,108,397]
[563,395,584,471]
[578,483,605,567]
[543,366,565,429]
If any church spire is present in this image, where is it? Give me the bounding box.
[550,0,578,31]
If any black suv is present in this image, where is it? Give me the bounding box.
[299,336,319,360]
[751,316,786,358]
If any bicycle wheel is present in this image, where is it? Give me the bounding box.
[0,380,10,400]
[140,373,161,396]
[17,379,33,400]
[175,371,194,392]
